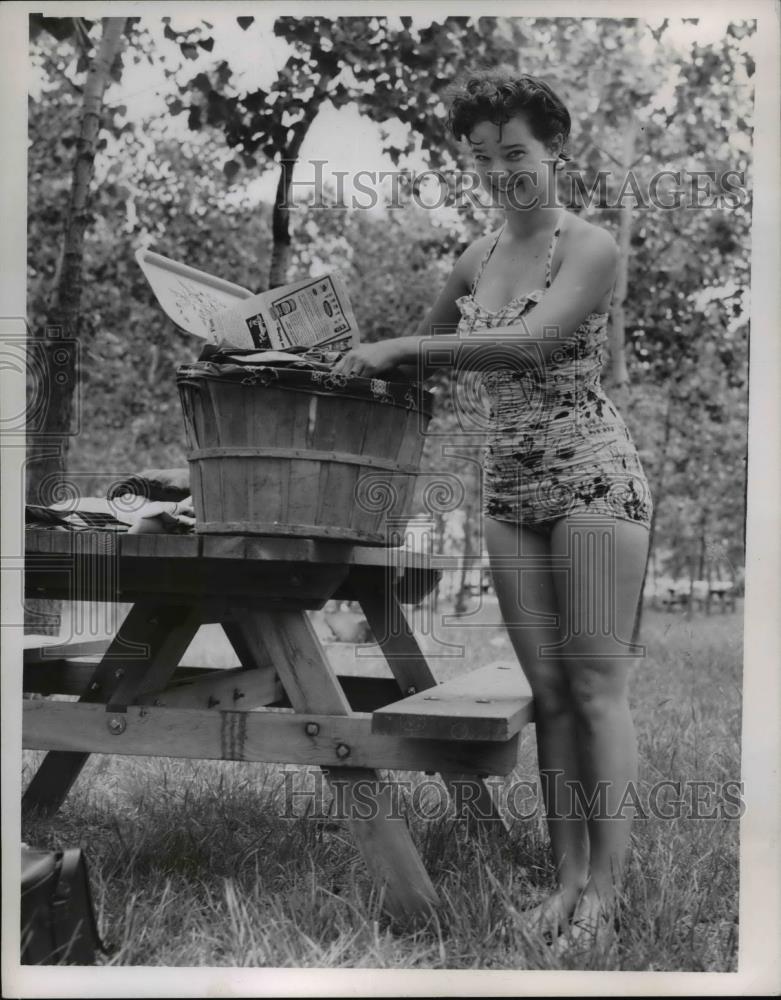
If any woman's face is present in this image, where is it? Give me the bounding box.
[467,114,561,209]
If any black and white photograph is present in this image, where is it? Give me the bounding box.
[2,0,779,995]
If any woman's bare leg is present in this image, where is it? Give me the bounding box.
[548,513,650,937]
[484,517,588,931]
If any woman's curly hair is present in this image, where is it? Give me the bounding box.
[448,70,572,162]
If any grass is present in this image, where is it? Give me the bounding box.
[21,597,742,971]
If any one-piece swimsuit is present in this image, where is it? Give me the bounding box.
[454,208,653,532]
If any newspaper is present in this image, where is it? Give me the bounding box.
[136,249,360,352]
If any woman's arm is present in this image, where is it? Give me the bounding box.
[336,238,491,380]
[333,226,617,378]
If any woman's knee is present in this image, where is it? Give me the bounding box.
[566,662,630,727]
[525,667,572,719]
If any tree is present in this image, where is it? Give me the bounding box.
[25,16,127,635]
[27,70,275,490]
[26,17,128,509]
[26,14,752,636]
[167,15,519,287]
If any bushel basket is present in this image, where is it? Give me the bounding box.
[177,361,434,546]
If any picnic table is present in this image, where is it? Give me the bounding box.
[653,578,737,613]
[22,528,534,922]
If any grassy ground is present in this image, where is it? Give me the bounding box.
[22,597,742,971]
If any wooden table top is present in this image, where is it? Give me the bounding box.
[24,528,441,606]
[25,527,437,566]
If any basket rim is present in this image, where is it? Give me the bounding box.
[176,361,435,416]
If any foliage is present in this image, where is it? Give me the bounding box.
[28,38,272,483]
[26,14,753,578]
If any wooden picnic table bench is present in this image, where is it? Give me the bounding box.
[22,528,534,922]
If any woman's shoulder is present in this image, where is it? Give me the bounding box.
[559,210,618,260]
[452,229,501,282]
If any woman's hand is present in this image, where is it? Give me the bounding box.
[331,339,405,378]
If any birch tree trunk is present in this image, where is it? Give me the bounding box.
[608,116,638,403]
[25,17,126,635]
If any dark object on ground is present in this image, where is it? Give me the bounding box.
[21,845,107,965]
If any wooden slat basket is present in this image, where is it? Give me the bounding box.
[176,362,434,545]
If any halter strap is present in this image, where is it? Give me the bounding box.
[544,208,565,288]
[471,209,566,296]
[470,226,504,295]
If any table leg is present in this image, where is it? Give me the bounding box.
[23,602,201,816]
[229,605,439,923]
[355,583,510,832]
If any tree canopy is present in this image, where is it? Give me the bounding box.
[27,13,754,586]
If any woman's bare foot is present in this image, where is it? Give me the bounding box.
[519,886,581,942]
[550,886,619,956]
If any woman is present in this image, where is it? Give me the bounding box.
[332,72,653,950]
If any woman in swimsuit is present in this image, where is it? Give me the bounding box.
[332,71,653,950]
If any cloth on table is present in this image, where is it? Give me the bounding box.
[199,342,343,371]
[197,343,426,392]
[26,495,195,535]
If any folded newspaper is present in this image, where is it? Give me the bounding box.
[136,248,360,352]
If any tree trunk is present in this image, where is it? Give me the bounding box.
[27,16,126,503]
[608,117,638,404]
[697,508,708,580]
[266,71,337,289]
[25,17,126,635]
[454,504,475,616]
[632,391,674,645]
[431,510,446,613]
[686,553,695,621]
[268,157,296,289]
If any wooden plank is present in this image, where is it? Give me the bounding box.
[372,661,535,742]
[198,457,225,524]
[22,602,202,815]
[24,637,113,661]
[22,702,519,775]
[395,407,428,467]
[268,388,300,448]
[290,387,313,449]
[317,460,359,533]
[256,674,405,714]
[311,393,342,451]
[231,608,439,921]
[133,665,283,710]
[354,585,438,694]
[361,404,404,471]
[200,533,344,564]
[355,587,513,827]
[211,379,246,447]
[119,533,199,560]
[198,521,387,545]
[191,377,216,448]
[26,550,352,609]
[333,396,370,456]
[25,527,438,572]
[232,609,353,715]
[109,605,202,704]
[286,458,321,527]
[23,660,213,697]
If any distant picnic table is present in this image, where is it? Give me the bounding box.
[652,578,737,613]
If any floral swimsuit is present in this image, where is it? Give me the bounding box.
[455,209,653,533]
